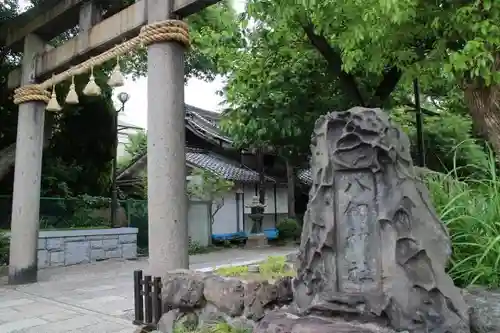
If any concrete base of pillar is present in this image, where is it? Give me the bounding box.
[245,233,269,249]
[8,265,37,285]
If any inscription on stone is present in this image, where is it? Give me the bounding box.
[293,107,470,333]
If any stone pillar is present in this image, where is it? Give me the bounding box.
[8,34,46,285]
[77,0,102,53]
[146,0,189,276]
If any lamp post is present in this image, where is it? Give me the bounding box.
[111,91,130,227]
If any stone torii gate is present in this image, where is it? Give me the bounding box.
[4,0,220,285]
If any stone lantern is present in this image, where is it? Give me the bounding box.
[247,195,265,234]
[245,195,268,248]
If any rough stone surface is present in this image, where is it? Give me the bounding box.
[203,275,245,316]
[293,108,470,332]
[255,311,399,333]
[244,280,280,320]
[156,265,500,333]
[285,251,298,264]
[159,269,294,332]
[161,270,205,310]
[463,287,500,333]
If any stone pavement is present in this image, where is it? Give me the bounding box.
[0,246,296,333]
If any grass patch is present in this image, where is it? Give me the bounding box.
[174,320,250,333]
[425,145,500,288]
[215,256,294,281]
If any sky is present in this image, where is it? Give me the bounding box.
[114,76,224,130]
[18,0,247,130]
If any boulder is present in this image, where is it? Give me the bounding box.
[203,275,245,316]
[293,108,469,332]
[161,270,205,310]
[463,287,500,333]
[244,280,280,320]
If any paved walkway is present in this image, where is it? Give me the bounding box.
[0,246,296,333]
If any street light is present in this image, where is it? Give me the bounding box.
[111,91,130,227]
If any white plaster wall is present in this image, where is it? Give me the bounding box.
[211,192,239,235]
[188,182,290,237]
[188,201,211,247]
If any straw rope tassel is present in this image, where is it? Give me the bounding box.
[13,20,190,105]
[65,75,79,104]
[108,56,124,87]
[46,78,62,112]
[83,66,101,96]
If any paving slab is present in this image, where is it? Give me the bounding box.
[0,246,296,332]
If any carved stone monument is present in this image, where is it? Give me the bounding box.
[291,107,470,332]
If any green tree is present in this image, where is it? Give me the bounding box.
[220,0,496,180]
[125,131,147,160]
[187,168,234,225]
[0,0,242,196]
[253,0,500,154]
[221,0,498,146]
[120,0,243,81]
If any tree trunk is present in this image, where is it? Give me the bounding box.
[0,113,54,182]
[286,159,296,219]
[463,55,500,157]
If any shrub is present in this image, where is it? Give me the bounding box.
[0,230,9,266]
[277,218,301,241]
[215,256,293,280]
[188,238,205,255]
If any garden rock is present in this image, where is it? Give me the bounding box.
[244,280,280,320]
[159,269,294,332]
[157,309,181,333]
[463,287,500,333]
[161,270,205,310]
[293,107,469,333]
[203,275,245,316]
[285,251,298,264]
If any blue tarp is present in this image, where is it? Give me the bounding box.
[212,228,279,241]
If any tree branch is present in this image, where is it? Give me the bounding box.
[301,23,366,107]
[368,66,402,107]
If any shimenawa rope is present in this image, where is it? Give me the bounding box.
[13,19,189,107]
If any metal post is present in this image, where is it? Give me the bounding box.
[111,93,129,227]
[133,270,144,325]
[152,277,162,324]
[111,110,119,227]
[413,78,425,167]
[144,275,153,324]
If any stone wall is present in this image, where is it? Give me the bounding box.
[153,255,500,333]
[36,227,138,268]
[157,269,294,333]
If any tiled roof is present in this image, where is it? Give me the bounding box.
[297,168,312,185]
[185,106,233,146]
[186,149,274,183]
[118,148,274,183]
[185,105,222,120]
